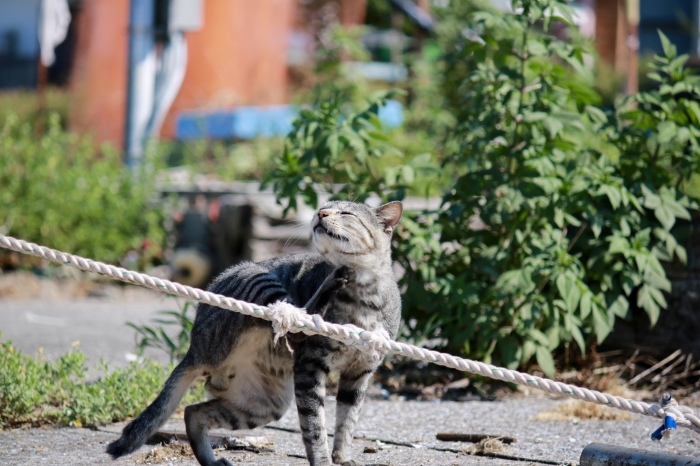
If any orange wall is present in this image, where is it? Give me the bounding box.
[69,0,296,146]
[69,0,128,147]
[162,0,296,138]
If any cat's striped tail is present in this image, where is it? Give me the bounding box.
[106,355,197,459]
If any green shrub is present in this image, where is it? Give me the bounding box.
[0,113,164,267]
[399,3,698,374]
[267,0,699,374]
[0,339,204,428]
[0,88,70,130]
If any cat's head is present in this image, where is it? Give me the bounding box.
[311,200,403,269]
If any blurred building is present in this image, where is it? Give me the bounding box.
[71,0,296,147]
[2,0,699,146]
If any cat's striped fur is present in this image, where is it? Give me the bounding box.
[107,200,403,466]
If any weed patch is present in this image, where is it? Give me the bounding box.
[0,339,205,429]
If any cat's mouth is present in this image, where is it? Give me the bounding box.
[314,224,349,242]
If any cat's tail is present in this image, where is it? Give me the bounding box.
[106,355,197,459]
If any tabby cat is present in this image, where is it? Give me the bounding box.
[107,200,403,466]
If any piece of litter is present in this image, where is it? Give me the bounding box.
[465,438,507,456]
[436,432,516,444]
[223,436,274,453]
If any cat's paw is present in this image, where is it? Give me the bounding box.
[331,265,353,288]
[213,458,233,466]
[332,451,362,465]
[336,460,362,466]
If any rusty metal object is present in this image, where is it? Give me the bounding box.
[580,443,700,466]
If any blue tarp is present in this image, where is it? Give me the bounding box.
[175,100,404,141]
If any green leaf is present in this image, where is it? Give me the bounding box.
[596,184,621,210]
[570,325,586,355]
[654,207,675,231]
[608,295,629,318]
[637,285,661,325]
[536,346,556,377]
[529,329,550,347]
[590,212,603,239]
[401,165,415,184]
[543,117,564,138]
[648,285,668,308]
[592,304,612,343]
[658,30,677,58]
[527,39,548,56]
[585,105,607,124]
[656,121,677,144]
[579,292,592,319]
[523,111,548,122]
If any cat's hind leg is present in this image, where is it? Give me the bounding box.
[184,399,235,466]
[185,398,276,466]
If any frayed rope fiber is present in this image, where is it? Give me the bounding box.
[0,233,698,436]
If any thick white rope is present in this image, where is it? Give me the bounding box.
[1,233,698,435]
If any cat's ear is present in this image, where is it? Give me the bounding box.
[375,201,403,232]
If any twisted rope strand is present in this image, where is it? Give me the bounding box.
[1,233,698,434]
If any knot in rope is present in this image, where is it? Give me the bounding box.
[651,393,700,440]
[268,301,309,346]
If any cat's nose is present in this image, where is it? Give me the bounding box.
[318,209,333,218]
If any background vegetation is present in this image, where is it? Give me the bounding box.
[0,114,164,266]
[1,0,698,383]
[265,0,700,374]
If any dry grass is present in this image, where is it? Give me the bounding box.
[464,438,508,456]
[136,442,194,464]
[536,380,634,421]
[535,398,632,422]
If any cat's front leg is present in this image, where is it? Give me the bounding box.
[331,367,374,465]
[294,338,332,466]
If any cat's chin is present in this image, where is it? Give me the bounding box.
[313,224,349,242]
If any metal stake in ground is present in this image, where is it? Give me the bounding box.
[580,443,700,466]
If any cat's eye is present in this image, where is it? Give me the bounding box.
[340,211,355,216]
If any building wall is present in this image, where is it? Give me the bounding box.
[68,0,129,146]
[69,0,295,146]
[161,0,295,138]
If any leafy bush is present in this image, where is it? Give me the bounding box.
[266,0,699,374]
[400,3,697,374]
[264,90,413,213]
[0,339,204,428]
[164,137,282,183]
[0,113,164,267]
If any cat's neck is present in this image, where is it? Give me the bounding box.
[353,259,393,285]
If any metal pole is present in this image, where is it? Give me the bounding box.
[124,0,156,169]
[580,443,700,466]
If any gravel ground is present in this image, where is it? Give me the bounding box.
[0,285,699,465]
[0,397,698,465]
